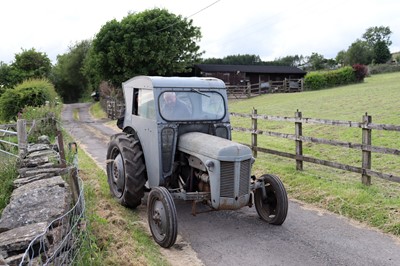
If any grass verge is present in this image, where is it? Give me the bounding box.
[90,102,107,120]
[0,157,17,215]
[63,132,168,265]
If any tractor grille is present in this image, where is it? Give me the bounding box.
[220,161,234,197]
[239,159,251,195]
[220,159,251,198]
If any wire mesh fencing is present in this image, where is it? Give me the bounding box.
[19,168,86,266]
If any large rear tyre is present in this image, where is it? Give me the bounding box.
[254,174,288,225]
[106,133,147,209]
[147,187,178,248]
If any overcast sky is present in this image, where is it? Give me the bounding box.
[1,0,399,64]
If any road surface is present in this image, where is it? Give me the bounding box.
[62,103,400,266]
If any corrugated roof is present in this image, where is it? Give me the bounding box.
[195,64,306,74]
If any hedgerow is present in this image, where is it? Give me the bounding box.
[304,65,367,91]
[0,79,58,122]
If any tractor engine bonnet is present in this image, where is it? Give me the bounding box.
[178,132,252,161]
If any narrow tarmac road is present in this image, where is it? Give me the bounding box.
[62,103,400,266]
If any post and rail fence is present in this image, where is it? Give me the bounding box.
[226,78,304,99]
[106,99,125,120]
[231,110,400,185]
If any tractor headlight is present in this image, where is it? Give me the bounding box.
[205,160,215,172]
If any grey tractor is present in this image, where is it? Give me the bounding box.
[106,76,288,248]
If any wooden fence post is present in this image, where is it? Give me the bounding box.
[251,108,258,158]
[362,113,372,185]
[57,130,67,168]
[17,119,27,158]
[301,78,304,92]
[295,110,303,170]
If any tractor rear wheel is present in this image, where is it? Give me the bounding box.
[254,174,288,225]
[106,133,147,208]
[147,186,178,248]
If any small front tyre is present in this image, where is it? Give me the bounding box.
[254,174,288,225]
[147,187,178,248]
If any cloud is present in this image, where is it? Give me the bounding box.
[1,0,399,64]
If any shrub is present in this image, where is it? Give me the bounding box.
[19,105,61,142]
[304,66,358,91]
[337,66,357,84]
[0,158,17,214]
[0,79,58,122]
[304,72,327,91]
[0,89,21,122]
[352,64,368,82]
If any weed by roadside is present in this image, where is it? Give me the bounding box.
[0,157,17,214]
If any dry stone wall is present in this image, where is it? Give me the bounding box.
[0,137,71,266]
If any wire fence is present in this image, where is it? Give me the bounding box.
[0,126,19,158]
[18,168,86,266]
[0,117,89,265]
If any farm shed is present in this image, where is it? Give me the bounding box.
[194,64,307,87]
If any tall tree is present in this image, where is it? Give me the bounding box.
[373,40,392,64]
[306,52,326,70]
[335,50,348,66]
[88,8,203,87]
[224,54,262,65]
[51,40,91,103]
[275,55,305,67]
[202,54,262,65]
[12,48,51,79]
[0,62,23,91]
[346,39,373,65]
[362,26,392,47]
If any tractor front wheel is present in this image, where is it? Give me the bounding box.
[147,187,178,248]
[254,174,288,225]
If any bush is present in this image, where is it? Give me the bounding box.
[0,158,17,214]
[304,72,327,91]
[304,66,358,91]
[19,105,61,142]
[338,66,357,84]
[0,79,58,122]
[352,64,368,82]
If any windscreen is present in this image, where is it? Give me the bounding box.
[159,90,225,121]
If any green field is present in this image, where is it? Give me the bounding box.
[229,72,400,235]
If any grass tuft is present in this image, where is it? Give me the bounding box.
[0,157,17,214]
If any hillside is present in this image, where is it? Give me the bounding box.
[229,72,400,235]
[229,72,400,124]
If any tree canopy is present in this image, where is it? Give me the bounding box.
[346,39,373,65]
[88,8,203,88]
[0,49,51,93]
[373,40,392,64]
[202,54,262,65]
[13,48,52,79]
[51,40,91,103]
[362,26,392,47]
[337,26,392,66]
